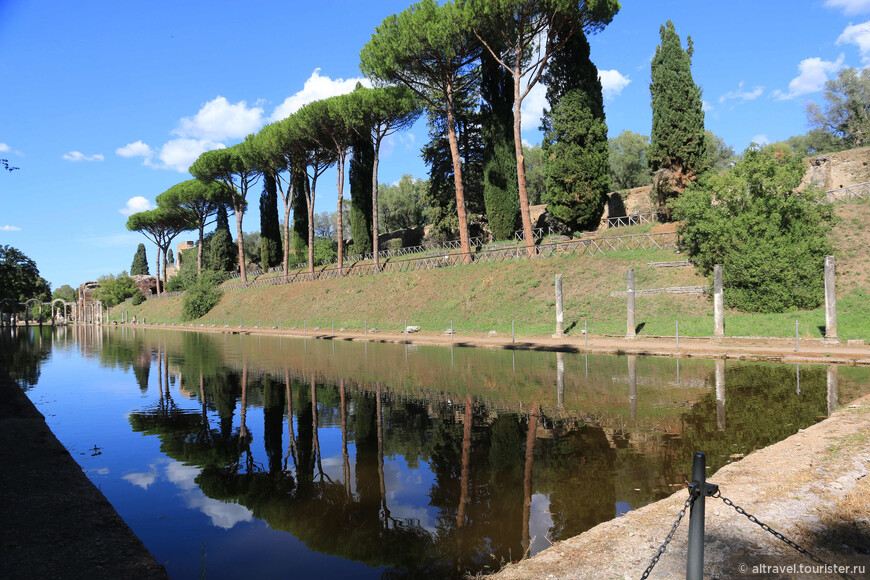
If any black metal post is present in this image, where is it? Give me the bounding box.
[687,451,706,580]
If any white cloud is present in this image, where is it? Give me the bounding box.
[773,54,846,100]
[116,140,154,160]
[702,100,714,112]
[719,81,764,104]
[599,69,631,99]
[270,68,371,121]
[0,143,9,152]
[520,81,548,133]
[826,0,870,15]
[123,470,158,489]
[62,151,104,162]
[119,196,154,216]
[158,138,224,173]
[751,134,770,145]
[838,21,870,63]
[1,225,22,231]
[174,96,264,141]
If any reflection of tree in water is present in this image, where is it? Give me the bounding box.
[0,327,53,389]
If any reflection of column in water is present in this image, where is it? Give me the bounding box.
[451,345,454,368]
[715,359,726,431]
[556,352,565,409]
[311,375,323,478]
[377,383,389,520]
[585,354,588,378]
[796,364,801,395]
[827,365,839,416]
[628,355,637,419]
[512,350,516,373]
[676,358,680,385]
[240,361,249,440]
[522,403,539,552]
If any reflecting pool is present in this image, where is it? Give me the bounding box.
[2,326,868,579]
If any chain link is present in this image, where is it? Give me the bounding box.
[714,491,853,580]
[639,494,695,580]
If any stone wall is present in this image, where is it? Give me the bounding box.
[802,147,870,191]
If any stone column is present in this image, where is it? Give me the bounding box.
[554,274,564,336]
[827,365,838,416]
[824,256,838,343]
[628,355,637,418]
[713,264,724,338]
[626,269,636,339]
[715,359,726,431]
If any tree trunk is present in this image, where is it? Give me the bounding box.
[233,201,247,285]
[445,92,471,263]
[522,402,539,551]
[162,248,169,293]
[155,249,162,295]
[514,71,535,257]
[372,134,381,271]
[307,178,315,277]
[197,224,204,275]
[283,203,291,280]
[336,154,344,274]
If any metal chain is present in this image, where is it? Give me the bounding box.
[714,491,853,580]
[640,494,695,580]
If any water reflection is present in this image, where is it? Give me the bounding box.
[3,327,869,579]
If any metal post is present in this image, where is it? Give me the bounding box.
[585,320,588,345]
[512,320,515,343]
[687,452,707,580]
[405,319,407,340]
[451,319,453,341]
[676,320,680,348]
[795,320,799,352]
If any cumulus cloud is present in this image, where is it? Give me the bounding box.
[116,140,154,160]
[751,134,770,146]
[119,196,154,216]
[838,21,870,63]
[270,69,371,121]
[719,82,764,104]
[773,54,846,100]
[702,100,714,112]
[0,143,9,152]
[158,138,224,173]
[1,225,22,231]
[826,0,870,15]
[599,69,631,99]
[174,96,264,141]
[62,151,104,162]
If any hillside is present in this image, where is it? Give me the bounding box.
[114,199,870,342]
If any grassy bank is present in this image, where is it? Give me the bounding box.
[111,202,870,341]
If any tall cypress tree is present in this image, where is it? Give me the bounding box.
[541,29,609,233]
[259,171,283,270]
[349,130,374,254]
[207,204,237,272]
[480,34,519,241]
[649,20,706,220]
[291,172,309,262]
[130,243,149,275]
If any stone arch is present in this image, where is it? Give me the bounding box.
[0,298,16,326]
[49,298,73,324]
[24,298,43,325]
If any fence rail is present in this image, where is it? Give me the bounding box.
[147,231,678,299]
[825,181,870,203]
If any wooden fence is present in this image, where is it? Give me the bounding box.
[825,181,870,203]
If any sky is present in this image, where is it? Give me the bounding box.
[1,0,868,290]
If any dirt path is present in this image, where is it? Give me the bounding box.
[0,370,168,579]
[493,393,870,579]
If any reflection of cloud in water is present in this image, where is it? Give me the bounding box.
[123,458,253,529]
[384,461,436,532]
[529,494,553,555]
[88,467,110,476]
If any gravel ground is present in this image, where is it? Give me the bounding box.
[0,370,168,580]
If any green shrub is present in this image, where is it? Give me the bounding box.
[673,145,835,313]
[131,290,146,306]
[182,272,223,320]
[386,238,403,251]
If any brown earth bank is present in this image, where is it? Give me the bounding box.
[493,393,870,580]
[0,369,168,580]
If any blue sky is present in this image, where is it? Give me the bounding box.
[2,0,868,290]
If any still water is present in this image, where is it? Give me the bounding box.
[3,326,868,579]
